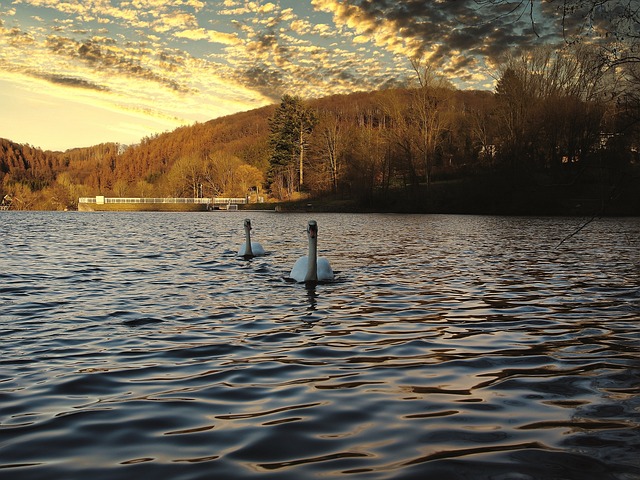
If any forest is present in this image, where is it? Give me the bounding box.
[1,45,639,215]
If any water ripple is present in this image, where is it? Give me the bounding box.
[1,212,639,479]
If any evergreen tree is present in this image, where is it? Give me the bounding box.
[267,95,317,198]
[495,67,529,172]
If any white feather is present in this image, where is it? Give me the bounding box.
[289,220,334,282]
[237,219,265,257]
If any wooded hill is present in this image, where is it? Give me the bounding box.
[2,50,639,215]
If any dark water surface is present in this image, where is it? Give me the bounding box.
[1,212,639,480]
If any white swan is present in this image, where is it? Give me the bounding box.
[237,218,265,258]
[289,220,334,283]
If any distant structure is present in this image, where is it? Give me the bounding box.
[78,196,247,212]
[116,143,127,155]
[1,194,11,211]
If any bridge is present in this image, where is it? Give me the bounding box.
[78,196,247,211]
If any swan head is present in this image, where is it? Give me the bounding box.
[307,220,318,239]
[244,218,252,231]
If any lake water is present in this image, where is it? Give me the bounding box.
[1,211,639,480]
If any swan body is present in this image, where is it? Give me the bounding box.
[237,219,265,258]
[289,220,334,283]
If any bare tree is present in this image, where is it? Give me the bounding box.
[204,152,243,197]
[165,155,203,197]
[381,89,421,187]
[494,45,609,172]
[410,58,456,186]
[316,110,343,193]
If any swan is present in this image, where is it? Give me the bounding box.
[289,220,334,283]
[237,218,265,258]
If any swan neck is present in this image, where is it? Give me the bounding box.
[244,227,253,255]
[305,236,318,281]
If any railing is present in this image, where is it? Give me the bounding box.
[212,197,247,205]
[78,197,247,205]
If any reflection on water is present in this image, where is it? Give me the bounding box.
[1,212,639,480]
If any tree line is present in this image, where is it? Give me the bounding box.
[1,45,638,213]
[266,45,638,213]
[0,107,274,210]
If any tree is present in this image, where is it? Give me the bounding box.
[312,110,344,193]
[5,183,37,210]
[267,95,317,198]
[342,106,390,200]
[112,178,129,197]
[203,152,256,197]
[468,92,499,166]
[410,58,456,186]
[382,89,421,187]
[165,155,204,197]
[54,171,88,210]
[495,66,530,172]
[479,1,640,132]
[494,45,610,180]
[234,164,264,199]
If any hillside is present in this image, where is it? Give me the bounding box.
[0,89,395,210]
[1,84,639,215]
[0,104,275,210]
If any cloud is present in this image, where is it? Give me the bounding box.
[34,72,109,91]
[3,0,412,112]
[10,0,571,151]
[36,34,189,93]
[310,0,567,85]
[153,11,198,32]
[174,27,241,45]
[215,0,414,99]
[6,26,36,46]
[259,3,277,14]
[240,64,283,98]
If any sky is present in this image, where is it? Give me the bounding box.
[0,0,568,151]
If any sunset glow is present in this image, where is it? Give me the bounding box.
[1,0,562,150]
